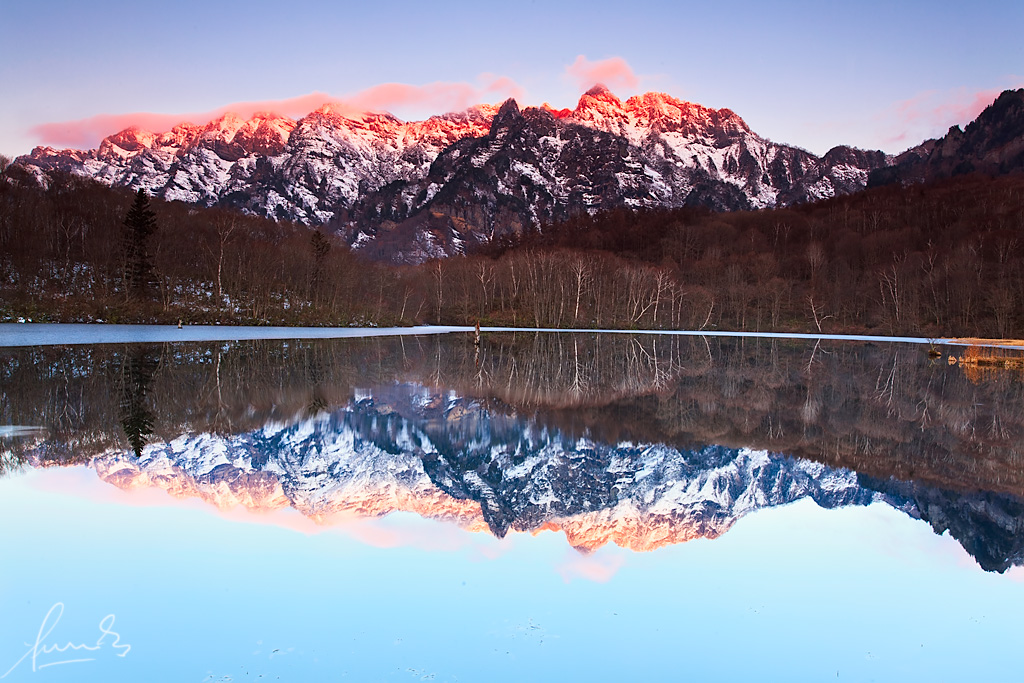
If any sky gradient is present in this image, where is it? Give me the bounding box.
[2,0,1021,158]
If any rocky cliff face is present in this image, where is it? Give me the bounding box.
[342,89,892,260]
[67,382,1024,569]
[16,87,893,261]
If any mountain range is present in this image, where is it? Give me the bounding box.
[15,87,1024,262]
[45,383,1024,572]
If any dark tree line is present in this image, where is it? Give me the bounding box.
[486,174,1024,336]
[2,166,1024,337]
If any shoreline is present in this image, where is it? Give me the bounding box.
[4,322,1023,348]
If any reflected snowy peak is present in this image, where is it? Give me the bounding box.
[5,332,1024,572]
[76,383,1015,569]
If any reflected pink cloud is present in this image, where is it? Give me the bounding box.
[556,548,626,583]
[28,76,524,150]
[28,463,622,569]
[565,54,640,93]
[467,536,517,562]
[1005,566,1024,583]
[30,464,208,509]
[337,515,477,553]
[31,464,329,534]
[859,502,984,573]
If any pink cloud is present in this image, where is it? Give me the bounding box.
[482,75,526,100]
[345,75,523,115]
[882,81,1024,147]
[28,92,338,150]
[565,55,640,94]
[32,113,200,150]
[28,76,525,150]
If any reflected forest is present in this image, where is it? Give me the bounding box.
[3,332,1024,572]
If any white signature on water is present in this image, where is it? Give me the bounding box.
[1,602,130,678]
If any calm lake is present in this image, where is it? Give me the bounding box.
[2,327,1023,681]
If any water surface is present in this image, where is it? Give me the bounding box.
[2,330,1023,681]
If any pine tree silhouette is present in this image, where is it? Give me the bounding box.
[121,189,158,298]
[118,346,159,458]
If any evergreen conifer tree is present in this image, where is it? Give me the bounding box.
[122,189,158,298]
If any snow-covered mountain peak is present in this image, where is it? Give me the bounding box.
[567,87,754,144]
[401,106,497,147]
[624,91,749,134]
[540,102,573,119]
[571,85,631,130]
[100,126,157,155]
[154,123,203,150]
[444,103,501,122]
[15,88,898,256]
[200,112,247,142]
[308,102,401,127]
[234,114,296,156]
[581,83,621,103]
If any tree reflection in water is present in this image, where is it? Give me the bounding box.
[3,332,1024,570]
[117,346,158,458]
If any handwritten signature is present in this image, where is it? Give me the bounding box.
[1,603,130,678]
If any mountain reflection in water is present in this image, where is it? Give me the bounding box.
[3,332,1024,572]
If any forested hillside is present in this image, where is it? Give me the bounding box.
[2,161,1023,337]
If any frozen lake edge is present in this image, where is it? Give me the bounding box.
[0,323,997,348]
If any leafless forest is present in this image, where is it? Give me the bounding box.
[2,162,1024,336]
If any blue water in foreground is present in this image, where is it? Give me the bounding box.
[1,467,1021,682]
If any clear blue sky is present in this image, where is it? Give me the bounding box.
[1,0,1021,157]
